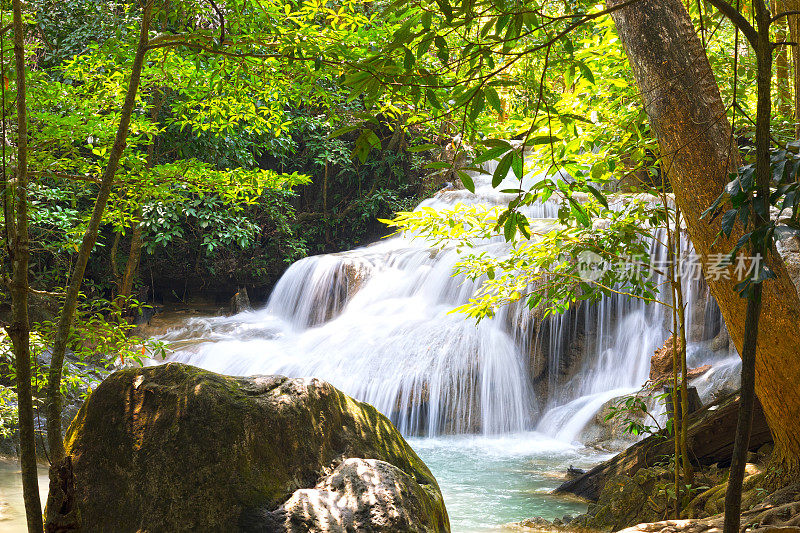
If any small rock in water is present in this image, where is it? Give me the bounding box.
[229,286,252,314]
[567,465,586,479]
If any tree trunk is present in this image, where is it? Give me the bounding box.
[7,1,44,530]
[45,1,153,462]
[119,217,143,302]
[772,0,792,116]
[674,209,693,495]
[609,0,800,478]
[724,3,772,529]
[118,87,163,309]
[786,0,800,137]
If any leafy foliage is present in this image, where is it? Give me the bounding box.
[702,144,800,296]
[384,187,667,320]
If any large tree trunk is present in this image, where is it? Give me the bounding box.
[608,0,800,477]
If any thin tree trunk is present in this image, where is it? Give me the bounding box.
[724,2,772,530]
[772,0,792,116]
[119,217,143,301]
[786,0,800,137]
[667,214,683,517]
[110,229,121,283]
[724,286,762,532]
[7,1,43,529]
[45,1,153,462]
[118,87,163,308]
[609,0,800,479]
[675,213,693,491]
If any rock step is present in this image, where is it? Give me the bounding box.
[556,391,772,501]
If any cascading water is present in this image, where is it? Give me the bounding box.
[157,159,740,532]
[162,224,537,436]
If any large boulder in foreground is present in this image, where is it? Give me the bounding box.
[45,363,449,532]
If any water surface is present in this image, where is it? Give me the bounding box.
[408,433,606,532]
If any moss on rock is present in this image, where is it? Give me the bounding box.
[571,465,675,531]
[45,362,449,532]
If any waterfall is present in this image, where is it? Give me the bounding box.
[159,161,739,441]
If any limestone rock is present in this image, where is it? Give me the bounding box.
[710,324,730,352]
[777,234,800,297]
[650,336,711,385]
[269,458,446,532]
[45,363,449,533]
[650,335,680,384]
[556,392,772,502]
[614,500,800,533]
[570,466,673,531]
[229,287,252,314]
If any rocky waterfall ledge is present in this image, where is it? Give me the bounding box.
[44,362,450,532]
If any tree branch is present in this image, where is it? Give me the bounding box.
[207,0,225,43]
[29,170,101,183]
[705,0,759,48]
[771,9,800,22]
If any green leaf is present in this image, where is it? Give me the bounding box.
[407,143,439,153]
[495,14,510,34]
[417,37,433,59]
[422,11,432,30]
[585,183,609,208]
[527,135,560,145]
[426,88,442,109]
[365,130,381,149]
[517,214,531,239]
[403,47,415,70]
[354,129,382,163]
[568,197,590,227]
[720,208,737,237]
[458,171,475,193]
[511,151,524,178]
[329,125,360,138]
[424,161,451,170]
[504,212,516,241]
[434,0,452,20]
[576,60,595,84]
[392,20,415,45]
[434,35,449,63]
[485,86,502,113]
[493,152,514,187]
[474,145,510,165]
[483,138,514,149]
[469,89,485,121]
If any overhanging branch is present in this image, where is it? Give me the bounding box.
[705,0,758,48]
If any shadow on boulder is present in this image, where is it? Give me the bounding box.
[45,362,449,532]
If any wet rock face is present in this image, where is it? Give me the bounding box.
[45,363,449,533]
[650,335,711,385]
[229,287,252,314]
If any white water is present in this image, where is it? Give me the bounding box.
[155,161,740,530]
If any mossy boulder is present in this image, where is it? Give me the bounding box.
[571,465,674,531]
[45,362,449,532]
